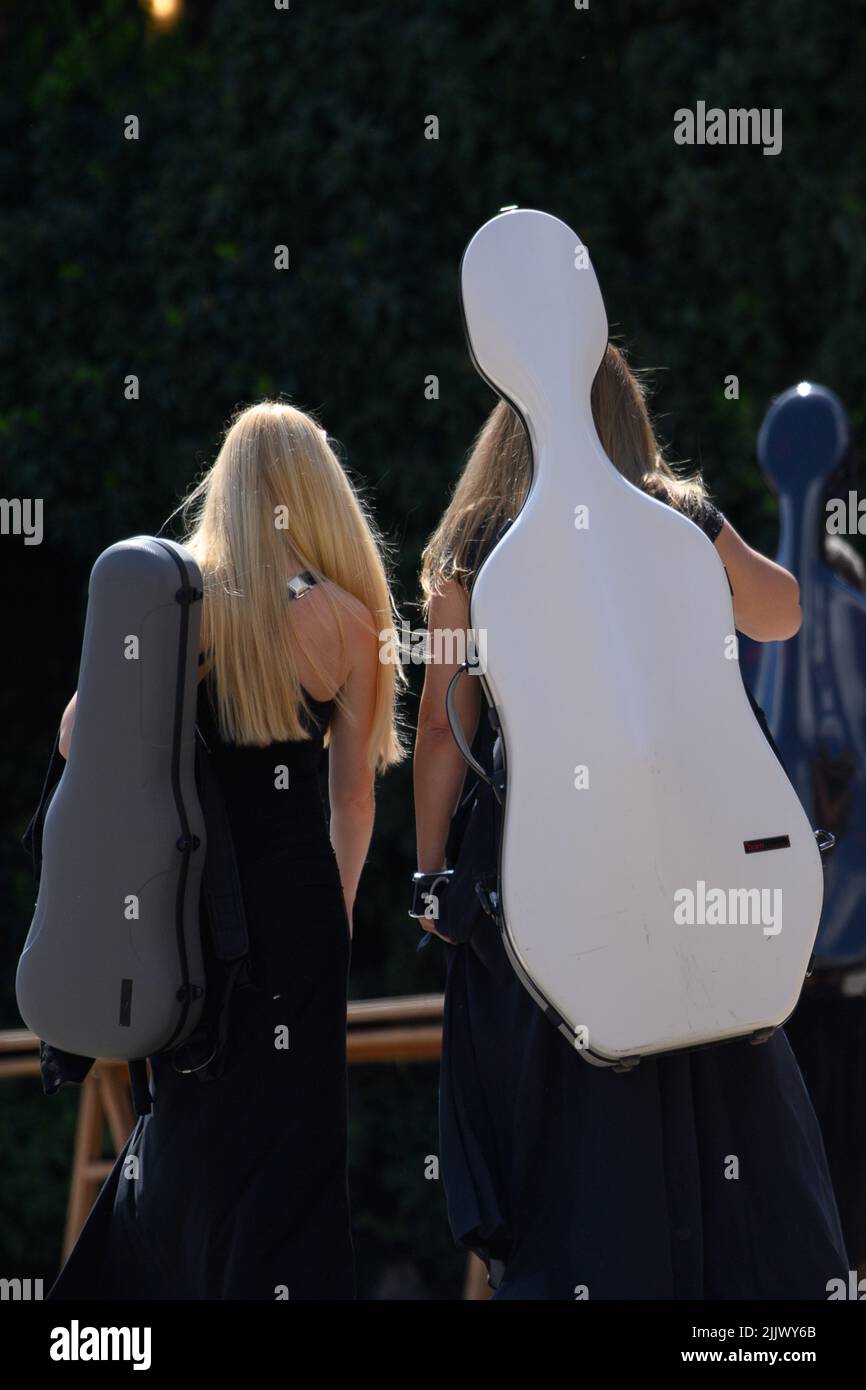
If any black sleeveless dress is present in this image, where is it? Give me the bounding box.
[47,680,355,1301]
[438,501,850,1299]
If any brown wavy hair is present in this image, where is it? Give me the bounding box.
[421,343,708,607]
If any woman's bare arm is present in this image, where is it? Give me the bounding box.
[714,520,802,641]
[414,581,482,876]
[58,693,77,760]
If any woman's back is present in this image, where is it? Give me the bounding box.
[196,676,334,854]
[47,400,404,1302]
[434,499,846,1299]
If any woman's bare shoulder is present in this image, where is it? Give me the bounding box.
[289,579,378,695]
[426,576,470,625]
[323,581,376,630]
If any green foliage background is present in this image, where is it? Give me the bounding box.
[1,0,864,1297]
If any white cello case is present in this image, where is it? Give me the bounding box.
[460,208,824,1067]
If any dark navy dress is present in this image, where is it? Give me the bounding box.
[47,679,355,1301]
[438,501,850,1299]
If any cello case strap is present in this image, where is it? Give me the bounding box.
[167,732,251,1083]
[195,731,250,964]
[128,1059,152,1117]
[446,514,514,800]
[445,665,504,804]
[21,731,66,888]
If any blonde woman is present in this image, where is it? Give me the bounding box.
[49,403,404,1301]
[414,346,848,1300]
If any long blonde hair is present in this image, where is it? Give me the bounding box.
[178,401,405,769]
[421,343,708,605]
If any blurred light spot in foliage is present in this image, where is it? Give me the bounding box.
[70,365,103,385]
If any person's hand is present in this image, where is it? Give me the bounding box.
[418,913,454,944]
[413,866,455,942]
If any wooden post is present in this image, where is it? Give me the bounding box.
[3,1002,488,1297]
[63,1068,110,1259]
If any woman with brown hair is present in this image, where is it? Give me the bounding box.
[414,345,848,1299]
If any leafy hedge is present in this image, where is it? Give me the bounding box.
[1,0,863,1296]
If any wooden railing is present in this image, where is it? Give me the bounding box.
[0,996,491,1300]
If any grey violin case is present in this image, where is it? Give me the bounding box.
[16,536,208,1064]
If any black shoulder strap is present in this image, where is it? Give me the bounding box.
[124,735,251,1107]
[21,731,66,888]
[128,1058,152,1117]
[195,732,249,963]
[163,733,251,1088]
